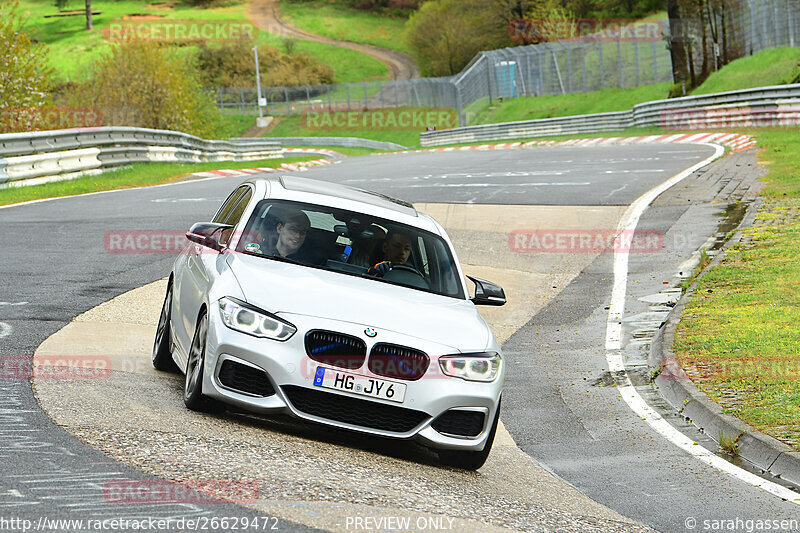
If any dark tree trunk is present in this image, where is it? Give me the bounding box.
[667,0,690,85]
[85,0,93,31]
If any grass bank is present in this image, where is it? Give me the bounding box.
[469,83,671,125]
[674,128,800,451]
[18,0,388,84]
[690,48,800,96]
[279,0,411,55]
[0,156,319,206]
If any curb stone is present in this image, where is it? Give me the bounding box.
[648,193,800,490]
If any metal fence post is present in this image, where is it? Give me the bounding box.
[653,38,658,84]
[486,55,493,106]
[327,85,332,111]
[284,87,290,115]
[599,40,604,90]
[581,42,587,92]
[305,86,311,113]
[634,37,640,86]
[239,88,245,113]
[346,84,351,111]
[789,0,796,47]
[363,83,368,109]
[565,43,573,93]
[617,33,623,88]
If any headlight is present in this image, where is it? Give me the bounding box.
[218,297,296,341]
[438,352,501,382]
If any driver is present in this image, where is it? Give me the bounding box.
[265,209,311,260]
[367,229,412,275]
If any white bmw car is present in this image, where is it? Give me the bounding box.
[153,175,506,469]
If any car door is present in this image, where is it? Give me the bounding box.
[173,185,253,365]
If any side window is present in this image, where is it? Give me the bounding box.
[225,189,253,227]
[218,188,253,246]
[212,186,248,224]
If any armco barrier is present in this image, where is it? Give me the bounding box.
[0,127,283,187]
[421,84,800,147]
[231,137,407,152]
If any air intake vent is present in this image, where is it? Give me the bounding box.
[368,343,429,381]
[282,385,429,433]
[431,410,486,437]
[305,330,367,370]
[218,360,275,397]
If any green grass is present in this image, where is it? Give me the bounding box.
[0,156,318,206]
[18,0,389,84]
[469,83,671,125]
[280,0,411,55]
[217,113,258,138]
[674,128,800,451]
[263,108,457,147]
[691,48,800,96]
[286,145,381,157]
[253,31,387,84]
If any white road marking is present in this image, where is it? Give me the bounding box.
[0,322,11,339]
[151,198,213,203]
[604,142,800,504]
[404,182,591,188]
[0,302,27,306]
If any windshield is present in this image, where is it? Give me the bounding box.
[235,200,465,299]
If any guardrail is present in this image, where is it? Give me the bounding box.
[421,84,800,147]
[0,127,283,188]
[231,137,406,151]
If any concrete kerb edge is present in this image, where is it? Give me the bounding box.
[648,186,800,485]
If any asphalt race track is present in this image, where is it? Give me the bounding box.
[1,143,798,532]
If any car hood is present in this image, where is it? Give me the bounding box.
[227,253,490,351]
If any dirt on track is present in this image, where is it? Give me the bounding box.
[246,0,419,81]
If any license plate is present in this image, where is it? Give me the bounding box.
[313,367,406,403]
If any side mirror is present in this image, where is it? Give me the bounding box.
[186,222,233,252]
[467,275,506,306]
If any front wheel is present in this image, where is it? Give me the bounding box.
[437,400,501,470]
[184,312,223,413]
[152,282,179,373]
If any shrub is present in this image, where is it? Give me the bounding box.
[195,43,335,88]
[0,0,54,132]
[89,41,221,138]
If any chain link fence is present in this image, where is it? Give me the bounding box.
[211,0,800,127]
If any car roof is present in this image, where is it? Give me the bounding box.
[277,175,416,215]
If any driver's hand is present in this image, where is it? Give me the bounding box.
[368,261,392,275]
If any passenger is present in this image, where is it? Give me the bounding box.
[350,225,387,267]
[367,229,413,275]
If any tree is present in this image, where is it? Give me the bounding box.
[666,0,690,88]
[405,0,511,76]
[0,0,54,132]
[89,42,220,138]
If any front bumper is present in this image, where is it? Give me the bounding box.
[201,310,503,451]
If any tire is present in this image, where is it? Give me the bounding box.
[437,400,501,471]
[152,282,179,373]
[183,311,224,413]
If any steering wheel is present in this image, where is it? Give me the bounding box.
[380,264,430,290]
